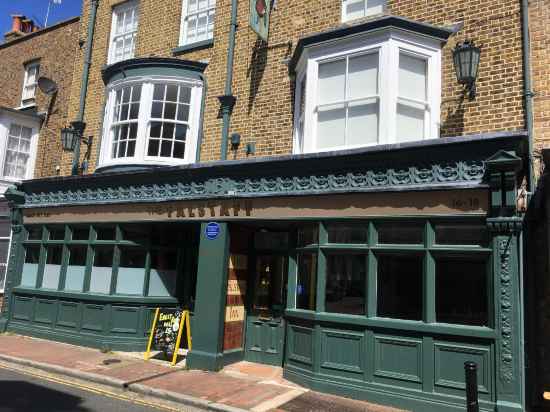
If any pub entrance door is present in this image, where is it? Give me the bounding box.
[244,232,288,366]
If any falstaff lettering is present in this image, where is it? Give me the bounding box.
[148,200,253,219]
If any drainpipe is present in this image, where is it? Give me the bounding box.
[520,0,535,193]
[72,0,99,175]
[219,0,238,161]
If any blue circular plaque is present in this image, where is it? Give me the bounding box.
[205,222,221,240]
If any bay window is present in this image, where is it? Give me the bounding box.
[294,28,441,154]
[99,77,203,169]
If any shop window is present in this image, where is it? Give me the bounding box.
[297,225,319,248]
[96,226,116,241]
[342,0,385,22]
[116,248,146,295]
[121,224,149,244]
[327,224,368,244]
[48,227,65,241]
[436,258,489,326]
[65,246,87,292]
[377,222,424,244]
[435,223,489,246]
[179,0,216,46]
[325,254,366,315]
[293,25,441,154]
[26,226,42,240]
[148,250,178,297]
[108,1,139,65]
[20,246,40,287]
[89,247,114,294]
[296,252,317,311]
[71,226,90,241]
[377,254,423,321]
[42,246,63,290]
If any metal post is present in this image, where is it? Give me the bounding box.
[465,361,479,412]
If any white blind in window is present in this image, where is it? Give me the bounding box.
[342,0,385,21]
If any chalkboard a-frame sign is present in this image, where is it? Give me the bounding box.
[145,308,192,366]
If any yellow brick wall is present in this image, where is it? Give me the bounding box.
[66,0,526,174]
[0,18,80,178]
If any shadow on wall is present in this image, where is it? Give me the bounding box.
[440,93,466,137]
[248,38,268,114]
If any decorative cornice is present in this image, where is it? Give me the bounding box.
[18,131,527,209]
[23,160,486,208]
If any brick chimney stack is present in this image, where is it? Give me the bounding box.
[4,15,40,43]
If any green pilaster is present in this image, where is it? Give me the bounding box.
[186,222,230,371]
[0,188,25,332]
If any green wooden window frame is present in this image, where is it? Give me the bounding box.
[19,224,197,301]
[290,219,493,328]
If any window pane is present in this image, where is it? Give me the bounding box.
[49,227,65,241]
[396,103,425,142]
[318,59,346,104]
[96,226,116,240]
[435,223,489,246]
[377,222,424,244]
[327,224,367,244]
[344,0,365,20]
[116,248,146,295]
[317,107,345,149]
[436,258,488,326]
[27,226,42,240]
[121,224,149,244]
[42,246,63,289]
[377,254,423,320]
[21,246,40,287]
[0,240,9,263]
[149,250,178,297]
[297,225,319,247]
[366,0,384,15]
[89,247,113,294]
[65,246,87,292]
[347,102,378,146]
[399,54,427,101]
[71,226,89,241]
[296,253,317,311]
[325,254,366,315]
[0,220,11,238]
[348,53,378,99]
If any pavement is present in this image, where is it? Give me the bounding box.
[0,334,405,412]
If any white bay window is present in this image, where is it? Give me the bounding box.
[99,77,203,168]
[294,29,441,154]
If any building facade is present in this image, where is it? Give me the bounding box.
[0,16,80,307]
[0,0,538,411]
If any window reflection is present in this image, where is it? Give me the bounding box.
[325,254,366,315]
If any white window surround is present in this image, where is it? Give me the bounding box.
[98,75,204,169]
[293,28,441,155]
[21,61,40,108]
[179,0,216,47]
[108,0,139,65]
[0,112,39,191]
[0,231,12,293]
[342,0,386,23]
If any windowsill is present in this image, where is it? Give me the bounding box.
[284,309,496,338]
[15,103,37,111]
[12,286,179,304]
[172,39,214,56]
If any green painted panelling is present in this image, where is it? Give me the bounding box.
[373,335,423,385]
[320,329,364,379]
[57,301,80,329]
[34,299,56,325]
[110,306,139,334]
[244,316,285,366]
[434,342,492,400]
[12,296,34,321]
[82,304,105,332]
[288,324,313,365]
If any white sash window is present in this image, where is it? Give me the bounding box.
[180,0,216,46]
[108,1,139,65]
[21,62,39,107]
[342,0,385,22]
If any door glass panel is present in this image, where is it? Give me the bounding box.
[253,255,287,315]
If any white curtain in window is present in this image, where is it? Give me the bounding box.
[343,0,385,21]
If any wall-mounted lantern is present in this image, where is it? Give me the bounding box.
[453,40,481,100]
[60,121,93,175]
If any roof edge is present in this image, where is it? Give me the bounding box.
[0,16,80,50]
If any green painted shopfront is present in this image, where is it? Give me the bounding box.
[0,129,528,412]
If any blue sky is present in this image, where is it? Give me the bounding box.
[0,0,82,39]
